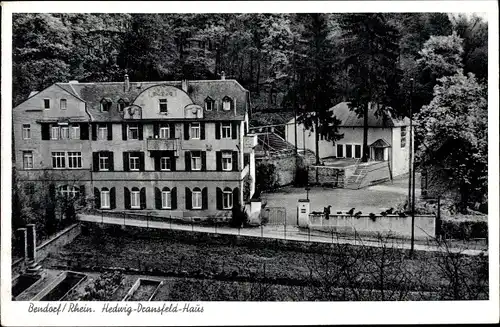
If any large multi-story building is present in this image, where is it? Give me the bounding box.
[13,74,258,219]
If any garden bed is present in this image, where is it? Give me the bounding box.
[32,271,87,301]
[123,278,162,301]
[12,274,41,299]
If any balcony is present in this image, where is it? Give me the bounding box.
[147,138,180,153]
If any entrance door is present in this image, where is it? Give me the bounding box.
[374,148,384,161]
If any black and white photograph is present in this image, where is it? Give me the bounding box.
[1,1,498,326]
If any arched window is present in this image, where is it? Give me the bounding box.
[222,187,233,209]
[222,96,232,111]
[204,97,214,111]
[101,187,110,209]
[100,98,112,112]
[58,185,79,198]
[192,187,202,209]
[161,187,171,209]
[130,187,140,209]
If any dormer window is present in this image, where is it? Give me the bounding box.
[117,98,129,112]
[222,96,232,111]
[100,98,112,112]
[205,97,214,111]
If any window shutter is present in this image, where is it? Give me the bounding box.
[153,123,159,138]
[171,154,177,171]
[154,154,160,171]
[233,187,240,207]
[49,184,56,200]
[92,123,97,140]
[201,151,206,171]
[79,185,86,206]
[184,123,190,140]
[80,123,89,140]
[124,187,130,209]
[216,187,222,210]
[232,122,238,139]
[232,151,239,171]
[170,123,176,139]
[122,123,127,140]
[140,187,146,209]
[171,187,177,209]
[41,124,50,140]
[110,187,116,209]
[155,187,161,209]
[216,151,222,171]
[123,152,129,171]
[108,152,114,171]
[138,124,144,140]
[184,151,191,171]
[94,187,101,209]
[215,122,221,139]
[200,122,205,140]
[107,123,113,140]
[139,152,145,171]
[202,187,208,209]
[185,187,192,210]
[92,152,99,172]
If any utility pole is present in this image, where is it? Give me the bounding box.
[292,35,298,168]
[409,78,415,256]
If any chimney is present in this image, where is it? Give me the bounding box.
[221,71,225,80]
[124,74,130,92]
[181,79,188,93]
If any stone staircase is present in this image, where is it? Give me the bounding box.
[345,165,369,189]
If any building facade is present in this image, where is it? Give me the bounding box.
[285,102,413,177]
[13,75,257,219]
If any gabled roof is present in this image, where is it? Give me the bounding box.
[54,79,248,122]
[369,138,391,148]
[330,102,409,127]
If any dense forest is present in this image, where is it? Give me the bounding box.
[12,13,488,212]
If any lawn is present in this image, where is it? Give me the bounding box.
[42,225,488,301]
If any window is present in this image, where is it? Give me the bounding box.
[401,126,407,148]
[160,157,171,171]
[129,154,140,171]
[51,126,59,140]
[159,125,170,139]
[161,189,171,209]
[221,123,231,139]
[159,98,168,113]
[128,124,139,140]
[22,124,31,139]
[101,188,110,209]
[223,187,233,209]
[192,187,202,209]
[354,145,362,159]
[222,97,232,111]
[60,126,69,139]
[44,99,50,109]
[23,151,33,169]
[59,185,79,198]
[100,99,112,112]
[98,125,108,140]
[60,99,67,110]
[191,151,201,171]
[52,152,65,168]
[72,124,80,139]
[68,152,82,168]
[337,144,344,158]
[190,123,200,140]
[205,97,214,111]
[222,152,232,171]
[346,144,353,158]
[117,99,128,112]
[130,187,140,209]
[99,153,109,171]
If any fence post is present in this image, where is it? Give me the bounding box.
[123,212,126,226]
[101,210,104,224]
[261,224,263,237]
[308,228,310,242]
[147,212,149,229]
[191,217,194,232]
[169,214,172,230]
[284,223,286,240]
[238,225,240,236]
[215,220,217,234]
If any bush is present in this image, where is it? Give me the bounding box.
[230,204,249,228]
[256,163,279,191]
[440,220,488,240]
[294,166,308,187]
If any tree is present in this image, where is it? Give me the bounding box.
[415,71,487,213]
[286,13,343,165]
[339,13,402,162]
